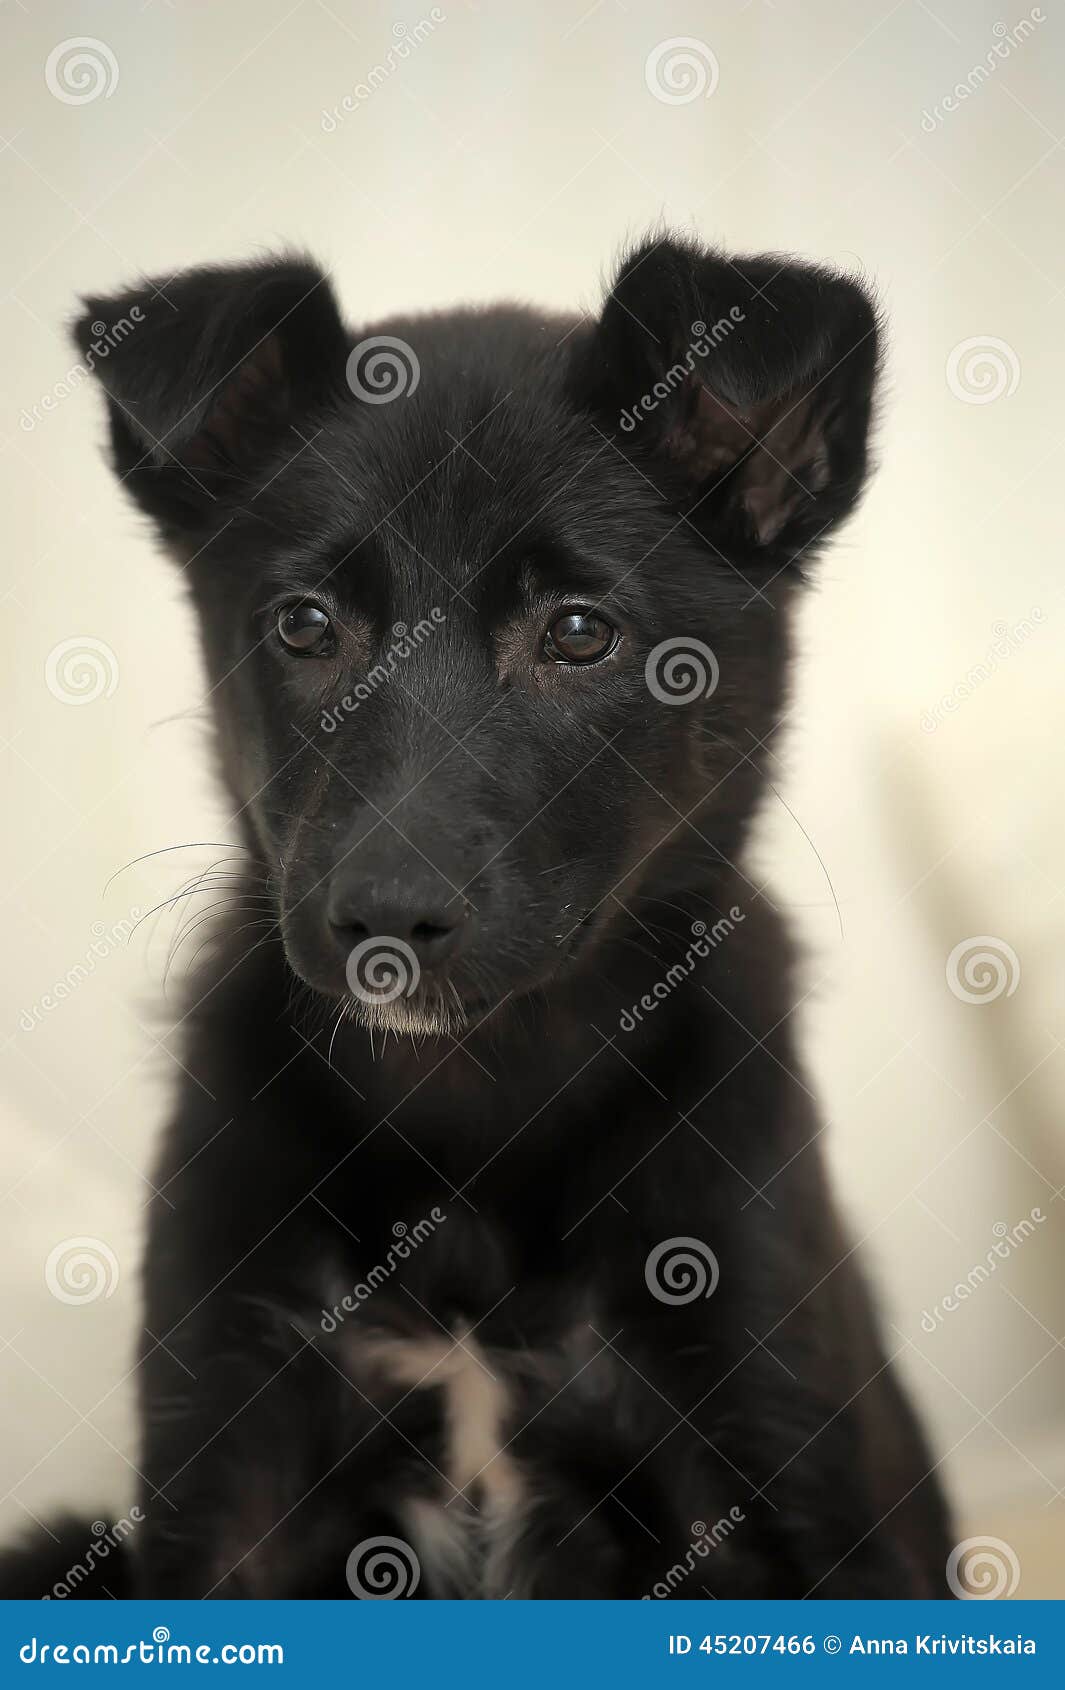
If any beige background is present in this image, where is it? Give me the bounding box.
[1,0,1062,1595]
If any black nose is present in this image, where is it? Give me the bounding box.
[327,883,474,971]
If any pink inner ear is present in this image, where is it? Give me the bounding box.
[742,402,831,544]
[663,379,760,480]
[188,333,288,466]
[666,376,828,545]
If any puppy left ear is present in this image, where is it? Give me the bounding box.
[72,255,348,543]
[575,237,880,567]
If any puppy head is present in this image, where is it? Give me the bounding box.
[76,236,878,1035]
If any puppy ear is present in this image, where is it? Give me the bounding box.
[576,236,879,568]
[73,256,348,539]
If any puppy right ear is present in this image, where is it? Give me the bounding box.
[73,256,348,542]
[573,236,879,572]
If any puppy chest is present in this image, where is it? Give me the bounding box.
[345,1320,612,1597]
[361,1327,522,1511]
[350,1327,521,1597]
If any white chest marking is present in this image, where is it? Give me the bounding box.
[361,1328,522,1513]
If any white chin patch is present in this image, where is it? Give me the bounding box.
[350,986,470,1040]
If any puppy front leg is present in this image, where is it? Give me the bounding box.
[134,1301,399,1598]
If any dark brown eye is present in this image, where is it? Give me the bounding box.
[277,602,333,655]
[544,610,618,666]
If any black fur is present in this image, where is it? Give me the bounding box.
[5,235,950,1598]
[0,1516,134,1599]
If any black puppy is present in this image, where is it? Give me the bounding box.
[5,236,951,1598]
